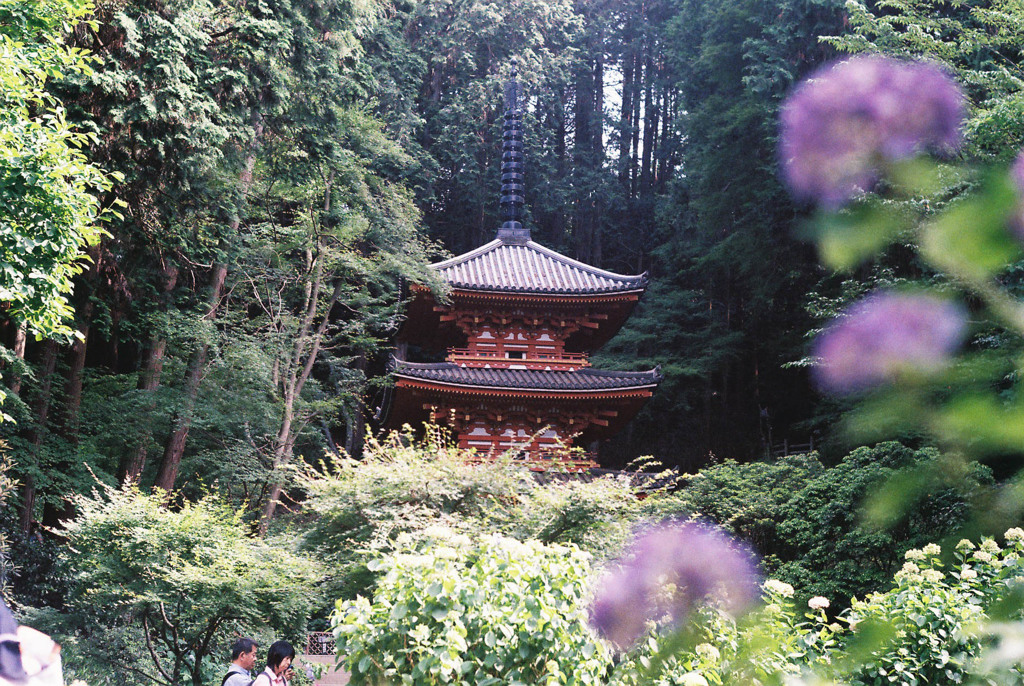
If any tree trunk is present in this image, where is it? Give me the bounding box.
[640,44,657,193]
[591,46,604,265]
[258,274,343,534]
[8,322,27,396]
[19,340,58,535]
[60,301,93,441]
[154,113,262,492]
[119,263,179,484]
[618,37,635,190]
[344,353,367,458]
[153,262,227,492]
[630,49,642,198]
[574,53,595,263]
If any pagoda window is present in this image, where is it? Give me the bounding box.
[506,351,525,360]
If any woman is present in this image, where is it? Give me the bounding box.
[253,641,294,686]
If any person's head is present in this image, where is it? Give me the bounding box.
[265,641,294,675]
[230,638,258,671]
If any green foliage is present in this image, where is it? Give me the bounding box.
[597,0,847,467]
[822,0,1024,158]
[841,546,984,685]
[0,0,115,339]
[507,473,646,562]
[609,580,838,686]
[46,484,321,686]
[299,430,649,603]
[299,432,533,601]
[621,533,1024,685]
[0,451,15,598]
[652,442,991,606]
[333,529,611,685]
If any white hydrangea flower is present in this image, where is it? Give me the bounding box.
[695,643,720,662]
[1005,527,1024,542]
[905,548,926,561]
[922,569,944,583]
[433,546,458,560]
[923,543,941,556]
[808,596,830,610]
[981,539,1001,554]
[679,672,709,686]
[961,568,978,580]
[956,539,976,552]
[895,562,921,582]
[974,551,994,564]
[764,579,795,598]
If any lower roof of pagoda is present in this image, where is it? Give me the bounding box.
[392,360,662,393]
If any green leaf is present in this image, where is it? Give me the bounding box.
[814,200,911,271]
[921,172,1022,280]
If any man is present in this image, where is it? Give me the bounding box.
[223,638,258,686]
[0,598,61,686]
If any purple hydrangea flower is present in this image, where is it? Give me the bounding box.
[1011,150,1024,240]
[780,56,965,208]
[813,291,967,394]
[1013,151,1024,190]
[589,523,759,648]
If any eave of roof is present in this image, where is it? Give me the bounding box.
[392,360,662,393]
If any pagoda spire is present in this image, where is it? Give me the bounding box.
[497,60,530,243]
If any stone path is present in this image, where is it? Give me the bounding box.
[296,655,349,686]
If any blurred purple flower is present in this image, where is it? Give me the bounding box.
[589,523,759,648]
[1011,150,1024,240]
[780,56,964,208]
[813,291,967,394]
[1013,151,1024,190]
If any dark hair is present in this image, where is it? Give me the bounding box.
[231,638,258,661]
[266,641,295,670]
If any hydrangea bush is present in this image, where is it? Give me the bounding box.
[332,528,611,685]
[598,528,1024,685]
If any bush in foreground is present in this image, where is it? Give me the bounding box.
[332,527,611,685]
[42,485,321,686]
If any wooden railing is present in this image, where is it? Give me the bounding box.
[447,348,589,369]
[771,438,815,457]
[305,632,335,656]
[464,450,597,472]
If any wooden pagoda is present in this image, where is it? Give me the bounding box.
[381,69,660,468]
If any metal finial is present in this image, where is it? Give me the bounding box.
[497,60,529,244]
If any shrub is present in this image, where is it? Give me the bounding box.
[299,434,534,601]
[299,432,648,602]
[42,484,321,686]
[332,528,611,685]
[609,531,1024,685]
[650,442,991,606]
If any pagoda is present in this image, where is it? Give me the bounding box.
[382,68,661,468]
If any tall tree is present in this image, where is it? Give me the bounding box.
[597,0,845,468]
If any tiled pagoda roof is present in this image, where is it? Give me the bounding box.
[431,239,648,295]
[392,360,662,391]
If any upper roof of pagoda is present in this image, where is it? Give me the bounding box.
[431,238,648,296]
